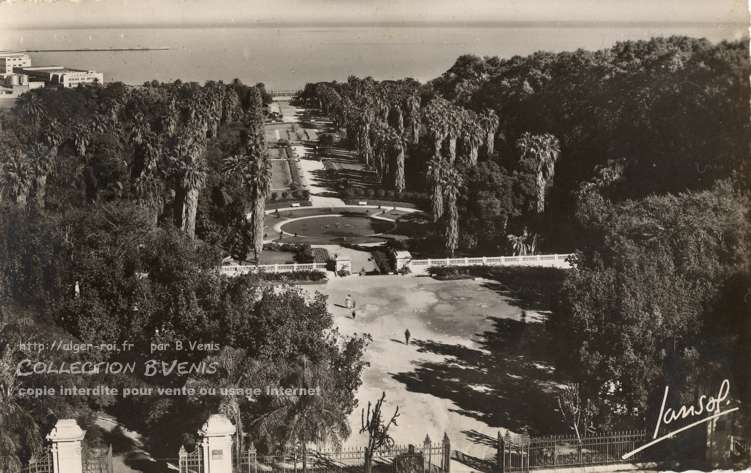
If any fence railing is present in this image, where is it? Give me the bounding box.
[270,90,301,97]
[179,445,204,473]
[498,431,646,472]
[221,262,328,276]
[409,254,573,270]
[233,436,451,473]
[84,445,114,473]
[21,450,54,473]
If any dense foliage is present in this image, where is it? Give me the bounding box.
[0,78,367,468]
[303,37,749,254]
[554,181,750,464]
[301,36,750,466]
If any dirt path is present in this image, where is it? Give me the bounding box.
[274,97,346,207]
[307,276,557,468]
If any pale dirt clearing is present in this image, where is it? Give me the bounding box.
[305,276,561,467]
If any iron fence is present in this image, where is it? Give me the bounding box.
[233,437,450,473]
[498,430,646,472]
[83,445,113,473]
[179,445,205,473]
[20,450,54,473]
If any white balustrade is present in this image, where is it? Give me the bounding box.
[408,253,573,270]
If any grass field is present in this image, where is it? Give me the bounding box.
[281,215,395,239]
[270,160,293,190]
[258,250,297,265]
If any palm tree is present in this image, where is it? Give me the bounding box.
[422,98,451,221]
[27,143,57,209]
[134,172,164,227]
[246,88,271,260]
[445,109,463,166]
[187,348,262,463]
[14,92,44,131]
[0,327,43,473]
[0,144,33,206]
[481,109,500,156]
[249,154,272,261]
[516,132,561,214]
[166,132,207,239]
[393,135,406,193]
[223,131,271,262]
[252,357,350,473]
[462,112,485,166]
[443,168,464,256]
[427,158,446,223]
[404,94,421,144]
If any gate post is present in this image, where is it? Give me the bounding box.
[47,419,85,473]
[199,414,237,473]
[423,435,432,472]
[497,431,504,473]
[441,433,450,473]
[248,443,257,473]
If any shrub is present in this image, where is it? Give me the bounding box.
[375,189,385,198]
[281,191,290,200]
[385,190,395,199]
[260,270,326,282]
[366,189,375,197]
[371,249,395,274]
[270,192,278,201]
[319,133,336,146]
[295,243,315,263]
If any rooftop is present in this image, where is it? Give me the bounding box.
[17,66,93,74]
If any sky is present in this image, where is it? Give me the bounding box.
[0,0,748,29]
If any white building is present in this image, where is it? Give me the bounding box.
[15,66,104,88]
[0,52,32,74]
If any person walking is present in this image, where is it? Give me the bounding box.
[404,329,411,345]
[352,308,356,319]
[345,294,353,309]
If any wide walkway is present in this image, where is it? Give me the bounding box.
[307,276,560,469]
[275,98,346,207]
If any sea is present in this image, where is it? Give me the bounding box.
[0,24,746,90]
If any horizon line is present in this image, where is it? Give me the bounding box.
[4,19,749,31]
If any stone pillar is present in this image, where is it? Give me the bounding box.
[393,250,412,272]
[199,414,237,473]
[335,255,352,274]
[47,419,85,473]
[497,431,505,473]
[423,435,432,472]
[442,433,451,473]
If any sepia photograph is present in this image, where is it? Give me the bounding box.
[0,1,749,472]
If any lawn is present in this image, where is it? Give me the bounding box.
[281,215,395,239]
[258,250,297,265]
[270,160,293,190]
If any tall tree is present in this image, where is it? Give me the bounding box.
[516,132,561,214]
[253,357,351,472]
[166,131,207,239]
[442,167,464,256]
[423,98,451,221]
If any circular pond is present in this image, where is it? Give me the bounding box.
[280,215,394,239]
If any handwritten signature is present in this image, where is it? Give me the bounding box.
[622,379,739,459]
